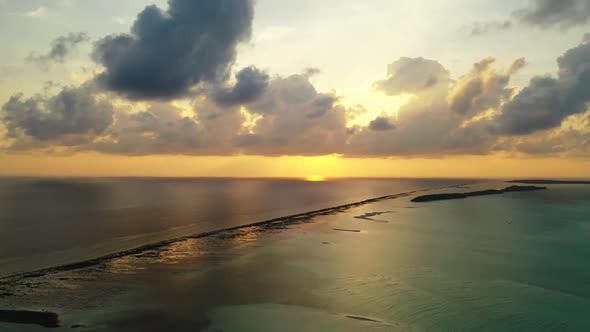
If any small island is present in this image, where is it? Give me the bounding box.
[507,179,590,185]
[411,185,546,202]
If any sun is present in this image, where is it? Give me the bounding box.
[305,175,327,182]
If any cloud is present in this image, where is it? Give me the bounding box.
[2,27,590,159]
[24,6,48,18]
[504,112,590,156]
[506,57,527,75]
[369,117,395,131]
[1,54,576,158]
[346,56,531,157]
[374,57,450,95]
[306,95,338,119]
[91,0,255,100]
[447,57,520,116]
[349,80,495,156]
[88,102,209,155]
[492,37,590,135]
[211,66,270,107]
[470,20,512,36]
[515,0,590,28]
[234,72,349,156]
[2,86,114,148]
[26,32,90,70]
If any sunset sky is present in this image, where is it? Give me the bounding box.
[1,0,590,178]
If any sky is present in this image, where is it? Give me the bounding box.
[0,0,590,178]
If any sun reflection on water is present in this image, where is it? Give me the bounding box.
[305,175,327,182]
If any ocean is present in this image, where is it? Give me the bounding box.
[0,177,465,278]
[1,178,590,331]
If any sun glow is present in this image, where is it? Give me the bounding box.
[305,175,327,182]
[342,92,413,127]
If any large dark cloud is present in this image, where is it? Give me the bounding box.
[493,38,590,135]
[2,86,114,147]
[211,66,270,107]
[26,32,90,70]
[516,0,590,28]
[91,0,254,99]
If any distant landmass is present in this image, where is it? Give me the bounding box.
[507,179,590,184]
[411,185,546,203]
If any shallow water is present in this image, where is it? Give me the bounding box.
[1,181,590,331]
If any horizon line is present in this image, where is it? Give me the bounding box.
[1,175,589,181]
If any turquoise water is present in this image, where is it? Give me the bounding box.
[303,183,590,331]
[1,181,589,331]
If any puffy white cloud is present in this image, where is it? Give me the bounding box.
[374,57,450,96]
